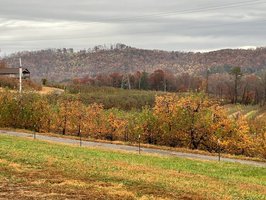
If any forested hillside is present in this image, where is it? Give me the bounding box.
[3,44,266,81]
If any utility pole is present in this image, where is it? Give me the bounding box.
[19,58,22,93]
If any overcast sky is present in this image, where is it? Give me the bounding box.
[1,0,266,55]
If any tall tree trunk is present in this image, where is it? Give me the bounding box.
[234,74,238,104]
[241,84,247,104]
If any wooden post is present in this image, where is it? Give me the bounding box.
[218,139,221,162]
[80,130,82,147]
[33,124,36,139]
[138,134,141,154]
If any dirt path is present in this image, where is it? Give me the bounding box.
[0,130,265,168]
[38,86,64,95]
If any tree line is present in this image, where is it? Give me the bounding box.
[72,67,266,105]
[0,91,265,159]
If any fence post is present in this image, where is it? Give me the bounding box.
[138,134,141,154]
[80,130,82,147]
[218,139,221,162]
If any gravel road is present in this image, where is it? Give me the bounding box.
[0,129,265,167]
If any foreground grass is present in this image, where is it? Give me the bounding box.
[0,135,265,200]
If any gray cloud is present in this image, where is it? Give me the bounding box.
[1,0,266,55]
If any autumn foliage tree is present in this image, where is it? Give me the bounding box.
[84,103,109,139]
[153,94,232,151]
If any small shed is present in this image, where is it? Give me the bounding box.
[0,68,30,79]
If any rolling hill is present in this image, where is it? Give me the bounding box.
[3,44,266,81]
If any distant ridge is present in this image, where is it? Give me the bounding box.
[3,44,266,81]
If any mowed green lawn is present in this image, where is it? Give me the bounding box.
[0,135,265,200]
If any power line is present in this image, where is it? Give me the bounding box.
[0,0,264,26]
[125,18,266,35]
[65,0,265,23]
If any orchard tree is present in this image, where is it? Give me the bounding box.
[223,115,253,156]
[107,112,128,141]
[84,103,109,139]
[134,106,158,144]
[153,94,184,146]
[56,96,75,135]
[69,99,86,136]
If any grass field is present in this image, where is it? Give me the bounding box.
[66,85,164,110]
[0,135,265,200]
[224,104,262,119]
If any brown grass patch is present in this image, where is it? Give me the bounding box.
[0,159,24,172]
[102,160,230,200]
[239,183,266,195]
